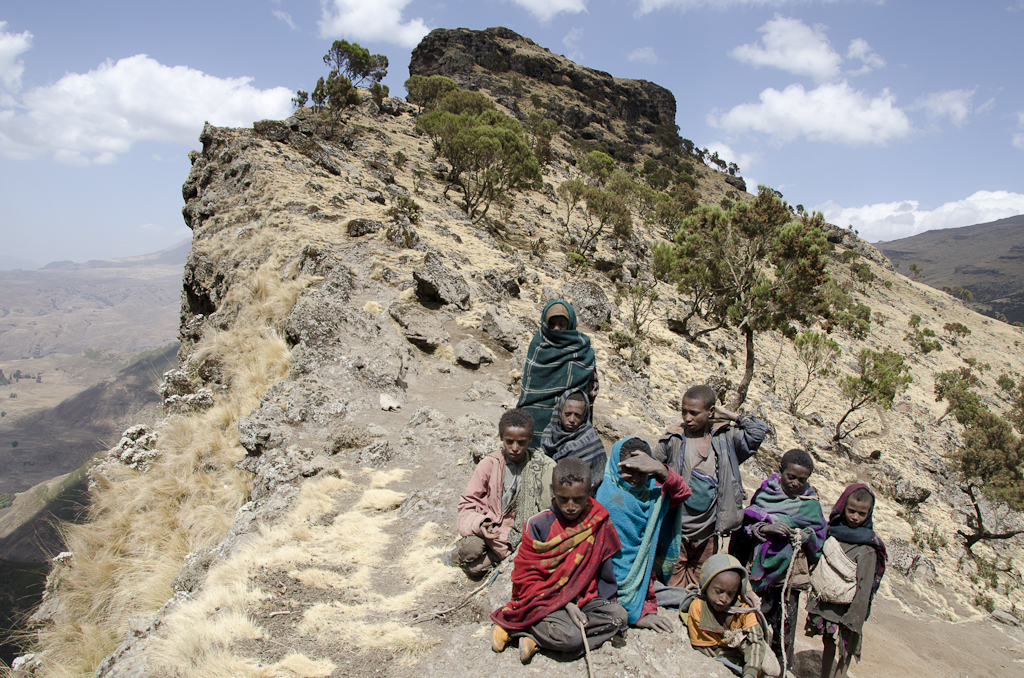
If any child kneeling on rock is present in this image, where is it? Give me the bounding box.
[682,554,781,678]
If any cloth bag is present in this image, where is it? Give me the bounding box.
[809,537,857,604]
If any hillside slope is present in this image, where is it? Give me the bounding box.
[878,214,1024,324]
[14,27,1024,678]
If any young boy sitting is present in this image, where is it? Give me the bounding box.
[539,388,606,494]
[805,484,887,678]
[447,408,556,578]
[491,457,627,664]
[683,554,781,678]
[653,385,768,588]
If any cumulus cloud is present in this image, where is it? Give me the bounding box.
[1014,110,1024,150]
[709,81,912,145]
[318,0,429,48]
[507,0,588,22]
[0,54,293,165]
[704,141,759,176]
[911,88,975,127]
[627,47,659,64]
[730,17,841,83]
[563,28,584,61]
[0,22,33,99]
[815,190,1024,242]
[845,37,885,75]
[635,0,842,15]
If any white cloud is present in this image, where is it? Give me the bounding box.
[0,22,33,98]
[318,0,429,48]
[563,28,584,61]
[0,54,293,164]
[730,16,841,83]
[635,0,843,15]
[976,97,995,115]
[704,141,759,175]
[815,190,1024,242]
[709,81,912,145]
[1014,110,1024,150]
[273,10,299,31]
[627,47,659,64]
[845,38,884,75]
[911,88,975,127]
[507,0,588,22]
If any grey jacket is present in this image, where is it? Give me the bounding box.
[653,413,768,536]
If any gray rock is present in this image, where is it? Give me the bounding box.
[164,389,215,415]
[561,280,619,328]
[454,338,494,368]
[347,218,383,237]
[725,175,747,192]
[414,252,471,309]
[481,269,521,298]
[388,302,450,350]
[990,610,1022,627]
[386,223,423,249]
[893,479,931,507]
[540,285,560,306]
[480,305,520,351]
[886,538,921,577]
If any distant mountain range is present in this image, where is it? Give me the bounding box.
[0,240,188,360]
[877,214,1024,324]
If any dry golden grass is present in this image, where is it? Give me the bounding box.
[29,258,307,678]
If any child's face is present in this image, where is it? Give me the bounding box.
[680,397,712,435]
[706,571,742,613]
[553,480,590,522]
[843,496,873,529]
[561,399,587,431]
[548,315,569,331]
[780,463,812,498]
[501,426,531,465]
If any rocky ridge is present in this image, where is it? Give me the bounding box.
[14,28,1024,678]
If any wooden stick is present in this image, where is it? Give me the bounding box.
[412,563,505,624]
[574,615,595,678]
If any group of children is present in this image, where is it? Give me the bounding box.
[446,300,888,677]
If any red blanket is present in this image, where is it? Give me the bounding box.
[491,501,621,630]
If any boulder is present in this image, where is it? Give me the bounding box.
[482,269,521,298]
[480,305,521,351]
[386,223,423,249]
[454,338,494,368]
[725,175,747,193]
[561,281,619,328]
[347,218,383,237]
[413,252,471,309]
[388,302,450,350]
[893,479,932,507]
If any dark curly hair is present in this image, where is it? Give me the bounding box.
[498,408,535,441]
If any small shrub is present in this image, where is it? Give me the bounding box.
[387,194,421,223]
[392,150,408,170]
[566,252,589,277]
[719,198,734,210]
[609,330,638,351]
[529,237,548,259]
[973,592,995,613]
[883,280,893,289]
[530,93,544,109]
[841,250,861,263]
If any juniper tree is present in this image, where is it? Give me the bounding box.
[834,348,912,442]
[323,40,388,87]
[660,187,832,407]
[934,367,983,425]
[781,330,841,416]
[404,74,458,113]
[416,104,541,222]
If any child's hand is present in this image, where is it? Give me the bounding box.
[760,522,794,537]
[566,602,588,627]
[480,519,500,540]
[634,613,674,633]
[618,454,669,482]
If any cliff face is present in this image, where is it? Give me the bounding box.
[411,27,676,152]
[16,27,1024,678]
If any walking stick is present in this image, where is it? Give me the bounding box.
[573,615,595,678]
[779,532,804,678]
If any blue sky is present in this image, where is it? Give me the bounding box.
[1,1,1022,268]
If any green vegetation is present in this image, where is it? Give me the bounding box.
[780,330,841,416]
[415,90,541,222]
[657,187,832,407]
[295,40,389,134]
[834,348,912,442]
[0,493,12,509]
[943,321,971,346]
[905,314,943,355]
[935,367,983,425]
[526,112,559,165]
[404,74,459,112]
[580,150,615,186]
[387,194,421,224]
[908,262,924,279]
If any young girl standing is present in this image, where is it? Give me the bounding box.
[805,483,887,678]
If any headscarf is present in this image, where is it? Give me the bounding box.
[699,553,760,615]
[518,300,596,443]
[828,483,887,603]
[540,388,606,488]
[745,473,827,594]
[596,438,670,623]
